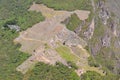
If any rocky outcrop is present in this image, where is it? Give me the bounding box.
[7,25,20,32]
[74,25,82,34]
[84,19,95,40]
[98,0,110,25]
[87,0,120,74]
[101,34,111,47]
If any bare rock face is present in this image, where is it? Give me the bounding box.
[98,0,110,25]
[74,25,82,35]
[84,19,95,40]
[101,34,111,47]
[106,0,120,19]
[7,25,20,32]
[88,0,120,74]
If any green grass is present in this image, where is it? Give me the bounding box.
[55,45,79,62]
[88,56,100,67]
[81,71,103,80]
[35,0,92,11]
[81,70,120,80]
[55,45,105,76]
[66,13,82,31]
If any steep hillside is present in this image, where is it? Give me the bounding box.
[0,0,120,80]
[79,0,120,79]
[0,0,93,80]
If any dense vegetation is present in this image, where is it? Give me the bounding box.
[28,62,80,80]
[0,36,30,80]
[35,0,92,11]
[81,71,103,80]
[81,71,120,80]
[88,56,100,67]
[0,0,44,30]
[66,14,82,31]
[0,0,44,50]
[0,0,44,80]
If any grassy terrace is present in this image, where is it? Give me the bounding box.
[55,45,80,62]
[56,45,79,62]
[66,13,82,31]
[55,45,105,76]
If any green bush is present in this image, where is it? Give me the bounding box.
[29,62,80,80]
[88,56,100,67]
[81,71,103,80]
[0,0,44,80]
